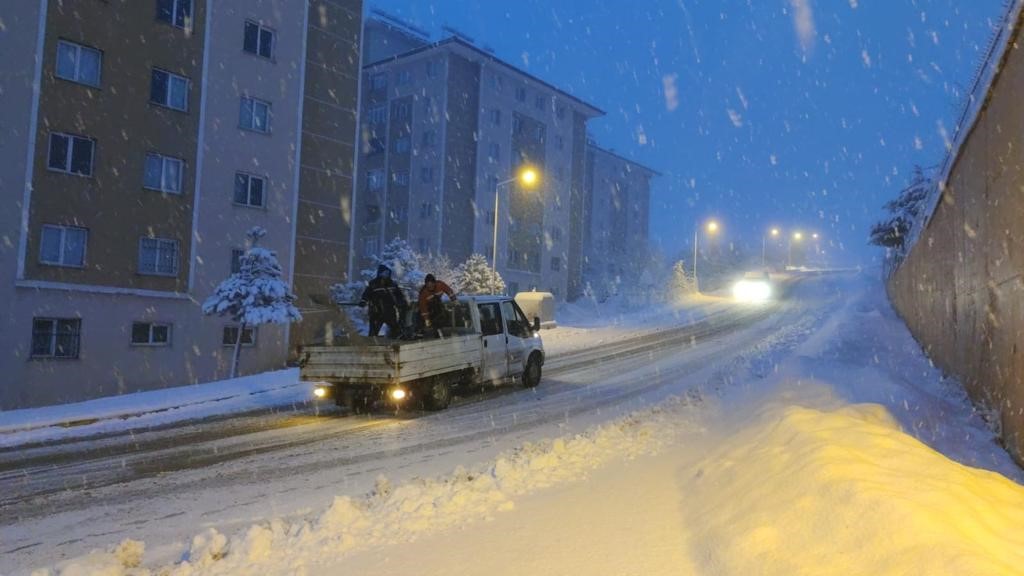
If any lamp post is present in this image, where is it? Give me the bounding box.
[788,231,803,268]
[492,166,540,273]
[693,219,719,293]
[762,227,781,268]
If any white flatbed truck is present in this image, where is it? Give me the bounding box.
[299,296,545,411]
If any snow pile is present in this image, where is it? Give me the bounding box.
[687,396,1024,576]
[32,401,686,576]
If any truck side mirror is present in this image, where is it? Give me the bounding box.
[532,317,541,332]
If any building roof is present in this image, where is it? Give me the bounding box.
[909,0,1024,246]
[363,36,605,118]
[587,141,662,177]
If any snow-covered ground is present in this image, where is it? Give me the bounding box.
[8,273,1023,575]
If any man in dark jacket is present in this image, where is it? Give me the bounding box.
[418,273,457,335]
[360,265,408,338]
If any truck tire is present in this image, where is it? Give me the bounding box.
[522,354,542,388]
[422,379,452,411]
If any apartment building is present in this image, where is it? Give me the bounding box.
[0,0,361,408]
[352,34,604,299]
[583,142,658,295]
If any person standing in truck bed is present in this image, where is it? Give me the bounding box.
[360,265,407,338]
[418,274,457,336]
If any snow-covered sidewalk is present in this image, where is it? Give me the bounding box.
[30,275,1024,575]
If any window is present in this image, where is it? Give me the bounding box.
[535,95,547,111]
[394,136,411,154]
[396,70,411,86]
[150,69,189,111]
[243,21,275,59]
[490,73,504,92]
[515,86,526,102]
[366,136,385,155]
[368,169,385,191]
[420,202,433,219]
[512,115,522,135]
[551,256,561,271]
[56,40,101,87]
[422,96,434,115]
[156,0,192,29]
[230,248,244,273]
[47,133,94,176]
[368,105,387,125]
[556,105,566,120]
[131,322,171,346]
[239,97,271,132]
[365,204,381,224]
[488,108,502,126]
[144,153,184,193]
[425,60,438,78]
[389,204,407,221]
[535,124,546,142]
[392,170,410,186]
[363,236,379,257]
[222,325,256,346]
[421,130,437,147]
[393,102,410,121]
[138,237,179,276]
[234,173,266,207]
[420,166,434,184]
[31,318,81,359]
[370,72,387,91]
[488,142,500,161]
[39,225,87,267]
[478,303,503,336]
[501,300,530,338]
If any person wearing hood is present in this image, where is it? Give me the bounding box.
[359,265,408,338]
[418,273,457,336]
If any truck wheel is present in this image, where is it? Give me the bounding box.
[522,355,542,388]
[423,380,452,411]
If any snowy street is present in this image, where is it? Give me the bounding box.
[3,272,1021,575]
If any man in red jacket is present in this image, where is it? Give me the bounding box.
[418,274,457,335]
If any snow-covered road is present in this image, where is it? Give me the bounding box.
[7,273,1019,575]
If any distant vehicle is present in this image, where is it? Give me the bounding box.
[732,270,773,303]
[300,296,544,412]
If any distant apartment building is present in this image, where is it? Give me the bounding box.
[583,142,658,295]
[352,30,604,299]
[0,0,362,408]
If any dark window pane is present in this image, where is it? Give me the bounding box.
[156,0,174,23]
[241,327,254,345]
[151,69,168,104]
[174,0,191,27]
[49,134,69,171]
[32,319,54,356]
[234,174,249,204]
[222,326,237,345]
[258,29,273,58]
[151,324,169,344]
[70,138,92,175]
[243,22,259,54]
[131,322,150,344]
[249,177,264,206]
[55,319,80,358]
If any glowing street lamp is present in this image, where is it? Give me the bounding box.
[492,165,541,272]
[762,227,781,268]
[693,219,720,293]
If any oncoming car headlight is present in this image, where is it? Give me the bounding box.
[732,280,772,303]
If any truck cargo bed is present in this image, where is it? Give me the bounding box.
[300,334,482,387]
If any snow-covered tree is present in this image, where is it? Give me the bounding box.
[331,237,426,306]
[202,227,301,378]
[669,260,695,300]
[455,253,506,295]
[418,252,459,292]
[870,166,934,252]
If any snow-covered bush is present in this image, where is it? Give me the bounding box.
[418,252,459,292]
[202,227,301,378]
[669,260,696,300]
[330,238,426,335]
[454,253,506,295]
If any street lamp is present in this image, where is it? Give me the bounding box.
[492,166,541,272]
[762,227,781,268]
[788,231,803,268]
[693,219,720,293]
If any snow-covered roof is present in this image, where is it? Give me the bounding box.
[907,0,1024,248]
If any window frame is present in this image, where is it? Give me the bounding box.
[233,172,267,208]
[39,224,88,268]
[239,96,272,133]
[137,237,180,277]
[370,72,387,91]
[243,20,275,59]
[230,248,245,274]
[143,152,184,194]
[46,132,95,177]
[392,170,410,186]
[31,317,81,359]
[367,169,385,191]
[222,325,257,347]
[55,40,102,87]
[131,321,172,347]
[156,0,193,29]
[150,68,190,112]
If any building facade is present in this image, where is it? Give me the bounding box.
[0,0,362,408]
[582,142,658,296]
[352,34,603,299]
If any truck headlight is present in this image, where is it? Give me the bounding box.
[313,386,328,399]
[390,388,407,401]
[732,280,772,303]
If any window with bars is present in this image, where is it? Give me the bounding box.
[230,248,244,273]
[31,318,81,359]
[138,237,179,276]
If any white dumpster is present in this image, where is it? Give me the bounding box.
[515,291,557,329]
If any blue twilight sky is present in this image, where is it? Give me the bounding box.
[367,0,1006,265]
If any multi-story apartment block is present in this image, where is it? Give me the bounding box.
[0,0,362,408]
[353,34,603,299]
[583,142,658,294]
